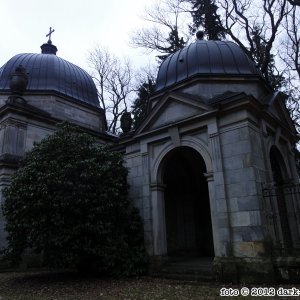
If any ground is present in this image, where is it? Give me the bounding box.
[0,270,298,299]
[0,271,218,299]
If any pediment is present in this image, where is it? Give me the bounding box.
[266,95,282,121]
[136,92,212,134]
[265,92,296,133]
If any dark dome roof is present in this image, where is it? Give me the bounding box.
[155,40,261,92]
[0,51,99,107]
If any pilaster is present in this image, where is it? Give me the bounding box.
[150,183,167,256]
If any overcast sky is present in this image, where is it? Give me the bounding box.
[1,0,156,71]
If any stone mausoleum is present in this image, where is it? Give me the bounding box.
[0,32,299,283]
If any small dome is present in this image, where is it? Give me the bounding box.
[0,52,99,107]
[155,40,261,92]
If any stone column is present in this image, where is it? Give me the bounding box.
[204,171,221,256]
[208,121,232,256]
[150,183,167,256]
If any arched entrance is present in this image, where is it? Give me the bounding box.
[162,146,214,258]
[270,146,293,249]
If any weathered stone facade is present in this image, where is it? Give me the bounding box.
[120,87,300,282]
[0,38,299,282]
[118,40,300,282]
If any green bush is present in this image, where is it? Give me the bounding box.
[2,123,148,275]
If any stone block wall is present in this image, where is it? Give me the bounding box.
[25,95,105,132]
[125,143,153,254]
[219,122,268,258]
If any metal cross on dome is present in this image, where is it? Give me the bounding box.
[46,27,55,43]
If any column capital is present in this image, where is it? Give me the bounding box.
[204,172,214,182]
[150,183,166,192]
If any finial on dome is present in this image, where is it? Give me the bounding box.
[6,65,28,104]
[9,65,28,96]
[41,27,58,55]
[196,31,204,40]
[46,27,55,44]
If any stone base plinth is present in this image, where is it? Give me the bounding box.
[274,257,300,283]
[213,257,275,283]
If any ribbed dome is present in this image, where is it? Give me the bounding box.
[0,52,99,107]
[155,40,261,92]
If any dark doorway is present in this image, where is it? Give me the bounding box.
[163,147,214,258]
[270,146,293,249]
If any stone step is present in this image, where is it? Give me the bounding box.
[153,271,214,282]
[154,257,215,282]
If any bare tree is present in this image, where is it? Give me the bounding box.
[87,45,134,134]
[282,4,300,79]
[216,0,300,132]
[281,4,300,131]
[218,0,290,85]
[134,64,158,90]
[288,0,300,5]
[130,0,192,60]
